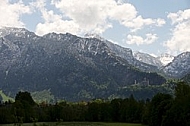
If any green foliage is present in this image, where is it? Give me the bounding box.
[14,92,37,123]
[1,83,190,126]
[181,73,190,83]
[31,90,55,104]
[0,90,14,102]
[15,92,36,106]
[174,81,190,98]
[148,93,173,126]
[116,83,174,100]
[0,91,146,124]
[161,81,190,126]
[0,122,143,126]
[142,81,190,126]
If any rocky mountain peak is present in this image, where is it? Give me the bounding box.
[84,33,105,41]
[0,27,36,39]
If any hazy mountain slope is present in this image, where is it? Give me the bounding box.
[133,51,163,68]
[90,38,160,72]
[84,34,160,72]
[0,27,166,101]
[182,73,190,83]
[163,52,190,78]
[132,51,190,78]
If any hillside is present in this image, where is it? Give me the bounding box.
[163,52,190,78]
[0,27,166,101]
[182,73,190,83]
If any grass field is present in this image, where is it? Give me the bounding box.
[1,122,143,126]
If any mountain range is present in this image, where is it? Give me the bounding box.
[0,27,189,101]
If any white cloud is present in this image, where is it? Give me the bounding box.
[57,0,118,33]
[145,33,158,44]
[123,16,154,32]
[126,33,158,46]
[33,0,165,36]
[109,3,137,23]
[36,20,80,36]
[167,9,190,24]
[126,35,144,45]
[31,0,80,35]
[165,9,190,53]
[0,0,31,28]
[123,17,165,32]
[156,18,166,27]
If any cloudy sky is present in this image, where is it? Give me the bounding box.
[0,0,190,56]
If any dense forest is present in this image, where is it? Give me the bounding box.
[0,82,190,126]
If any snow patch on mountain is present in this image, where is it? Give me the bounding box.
[163,52,190,78]
[158,53,174,66]
[133,51,163,68]
[0,27,36,39]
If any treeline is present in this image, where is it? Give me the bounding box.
[0,82,190,126]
